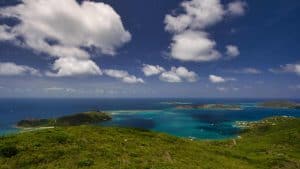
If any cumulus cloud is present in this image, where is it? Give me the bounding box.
[164,0,246,62]
[269,63,300,75]
[164,0,225,33]
[209,75,226,83]
[0,62,40,76]
[46,57,102,77]
[225,45,240,58]
[160,71,182,83]
[142,64,165,76]
[159,66,198,83]
[0,0,131,76]
[227,1,247,16]
[104,69,144,84]
[170,31,220,62]
[141,64,198,83]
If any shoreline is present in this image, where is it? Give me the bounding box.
[0,115,297,139]
[18,126,55,133]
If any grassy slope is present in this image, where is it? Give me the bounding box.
[0,117,300,169]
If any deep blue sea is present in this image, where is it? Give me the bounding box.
[1,98,300,139]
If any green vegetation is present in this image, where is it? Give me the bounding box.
[196,104,242,110]
[17,111,112,128]
[259,100,300,109]
[175,104,242,110]
[1,117,299,168]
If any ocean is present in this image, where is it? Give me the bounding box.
[1,98,300,139]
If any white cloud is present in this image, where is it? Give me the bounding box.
[209,75,226,83]
[164,0,225,33]
[0,0,131,76]
[142,64,165,76]
[225,45,240,58]
[141,64,198,83]
[0,62,40,76]
[216,86,239,92]
[241,68,261,74]
[160,71,182,83]
[164,0,246,62]
[0,25,15,40]
[164,14,192,34]
[170,30,220,62]
[269,64,300,75]
[159,66,198,83]
[45,87,75,93]
[228,67,262,74]
[104,69,144,84]
[46,57,102,77]
[227,1,247,16]
[122,76,144,84]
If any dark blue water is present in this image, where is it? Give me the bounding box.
[1,98,300,139]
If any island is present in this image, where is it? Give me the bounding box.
[196,104,242,110]
[0,116,299,168]
[258,100,300,109]
[16,111,112,128]
[175,104,242,110]
[174,105,194,109]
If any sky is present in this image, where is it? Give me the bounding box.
[0,0,299,98]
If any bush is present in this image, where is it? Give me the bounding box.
[0,145,18,158]
[47,132,71,144]
[77,159,94,167]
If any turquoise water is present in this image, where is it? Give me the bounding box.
[102,109,239,139]
[102,104,300,139]
[1,98,300,139]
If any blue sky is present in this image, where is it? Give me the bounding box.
[0,0,299,98]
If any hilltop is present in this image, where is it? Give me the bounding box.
[0,116,299,169]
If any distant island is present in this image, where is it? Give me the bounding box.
[17,111,112,128]
[258,100,300,109]
[175,104,242,110]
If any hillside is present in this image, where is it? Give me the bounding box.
[1,117,300,169]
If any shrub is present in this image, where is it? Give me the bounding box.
[0,145,18,158]
[77,159,94,167]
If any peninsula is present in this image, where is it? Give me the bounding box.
[16,111,112,128]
